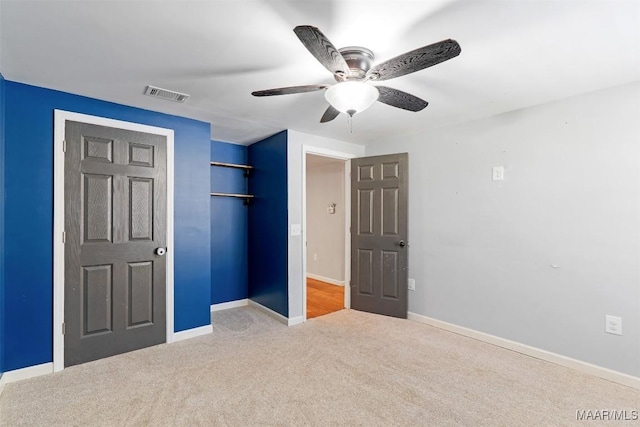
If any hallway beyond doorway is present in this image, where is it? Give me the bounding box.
[306,278,344,319]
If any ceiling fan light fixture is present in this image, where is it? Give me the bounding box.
[254,26,461,123]
[324,81,379,117]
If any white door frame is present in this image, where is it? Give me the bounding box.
[301,145,355,321]
[52,110,175,372]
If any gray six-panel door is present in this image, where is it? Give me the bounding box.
[64,121,167,367]
[351,153,408,318]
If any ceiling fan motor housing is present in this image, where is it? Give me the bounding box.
[338,47,374,80]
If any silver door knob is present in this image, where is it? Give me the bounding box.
[155,247,167,256]
[398,240,406,248]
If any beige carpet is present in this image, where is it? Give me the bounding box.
[1,307,639,426]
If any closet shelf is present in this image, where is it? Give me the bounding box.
[210,161,254,177]
[210,192,254,205]
[210,161,253,204]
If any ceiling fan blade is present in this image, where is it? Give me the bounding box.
[293,25,350,77]
[251,84,329,97]
[376,86,428,112]
[320,105,340,123]
[367,39,461,81]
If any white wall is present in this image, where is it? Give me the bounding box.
[366,81,640,377]
[287,130,364,321]
[306,157,345,284]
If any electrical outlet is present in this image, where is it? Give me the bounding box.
[492,166,505,181]
[291,224,301,236]
[408,278,416,291]
[313,253,318,262]
[605,315,622,336]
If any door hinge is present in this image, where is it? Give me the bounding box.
[62,323,66,335]
[63,139,67,153]
[62,231,66,243]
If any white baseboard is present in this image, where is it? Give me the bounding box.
[248,300,303,326]
[0,362,54,396]
[173,324,213,342]
[210,299,248,312]
[248,300,288,325]
[288,316,305,326]
[0,324,216,397]
[408,312,640,390]
[307,273,345,286]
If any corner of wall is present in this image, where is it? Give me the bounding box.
[247,131,289,317]
[0,72,6,375]
[210,140,249,305]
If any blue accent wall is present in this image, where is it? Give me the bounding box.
[247,131,288,317]
[2,81,211,372]
[210,140,248,304]
[0,73,6,376]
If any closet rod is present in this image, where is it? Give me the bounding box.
[210,161,253,170]
[210,192,254,205]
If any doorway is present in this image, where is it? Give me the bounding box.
[298,147,408,321]
[304,153,349,319]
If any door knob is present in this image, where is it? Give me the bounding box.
[398,240,406,248]
[155,247,167,256]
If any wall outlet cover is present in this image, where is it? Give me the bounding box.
[605,315,622,336]
[408,278,416,291]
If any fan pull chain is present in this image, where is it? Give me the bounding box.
[346,109,356,133]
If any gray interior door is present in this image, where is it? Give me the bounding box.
[351,153,408,318]
[64,121,167,367]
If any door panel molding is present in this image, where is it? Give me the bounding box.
[351,153,408,318]
[53,110,175,372]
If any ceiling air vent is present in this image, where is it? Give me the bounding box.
[144,85,190,103]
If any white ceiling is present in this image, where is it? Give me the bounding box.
[1,0,638,146]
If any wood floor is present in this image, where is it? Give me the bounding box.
[306,278,344,319]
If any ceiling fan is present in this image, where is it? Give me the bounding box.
[252,25,461,123]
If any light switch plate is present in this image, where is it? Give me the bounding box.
[492,166,505,181]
